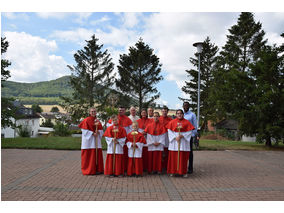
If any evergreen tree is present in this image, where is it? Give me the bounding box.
[1,37,11,83]
[116,38,163,113]
[31,104,43,113]
[209,12,267,131]
[179,37,218,130]
[241,35,284,146]
[50,106,59,113]
[60,35,115,123]
[1,37,16,128]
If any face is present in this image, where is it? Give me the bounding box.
[176,111,184,120]
[113,117,118,125]
[153,113,159,122]
[130,108,136,116]
[148,108,153,116]
[141,110,147,118]
[89,108,96,117]
[132,123,138,131]
[162,109,168,117]
[119,108,125,115]
[183,103,190,112]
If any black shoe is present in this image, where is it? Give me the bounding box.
[187,170,193,174]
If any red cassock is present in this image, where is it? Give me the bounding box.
[107,115,132,170]
[126,131,146,176]
[78,116,104,175]
[144,121,167,173]
[103,125,127,176]
[166,118,195,175]
[137,117,153,171]
[159,116,173,170]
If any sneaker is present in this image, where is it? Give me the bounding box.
[183,174,188,178]
[169,174,174,177]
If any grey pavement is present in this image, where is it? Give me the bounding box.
[1,149,284,201]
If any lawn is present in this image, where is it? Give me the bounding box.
[1,136,283,151]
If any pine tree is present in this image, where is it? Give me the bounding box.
[241,35,284,146]
[60,35,115,123]
[180,37,218,130]
[209,12,267,131]
[1,37,16,128]
[116,38,163,113]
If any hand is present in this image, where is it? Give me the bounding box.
[113,138,118,144]
[93,132,98,137]
[197,136,200,140]
[154,142,160,146]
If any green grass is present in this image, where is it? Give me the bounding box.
[1,136,107,150]
[198,139,284,151]
[1,137,283,151]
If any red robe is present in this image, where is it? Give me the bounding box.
[144,121,167,173]
[108,115,132,170]
[103,125,127,175]
[137,117,153,171]
[78,116,104,175]
[166,118,195,175]
[126,131,146,176]
[159,116,173,169]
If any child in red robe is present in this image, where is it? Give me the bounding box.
[126,121,146,176]
[103,115,127,176]
[144,112,167,174]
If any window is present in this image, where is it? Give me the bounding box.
[32,120,34,125]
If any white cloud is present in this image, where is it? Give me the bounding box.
[36,12,71,19]
[120,13,143,28]
[155,97,168,106]
[50,28,95,44]
[90,15,110,25]
[3,31,68,83]
[2,12,29,20]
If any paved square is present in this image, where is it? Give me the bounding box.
[2,149,284,201]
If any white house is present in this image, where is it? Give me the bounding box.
[1,101,40,138]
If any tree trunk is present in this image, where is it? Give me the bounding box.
[265,136,272,147]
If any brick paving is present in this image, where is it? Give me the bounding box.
[1,149,284,201]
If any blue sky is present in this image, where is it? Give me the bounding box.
[2,11,284,109]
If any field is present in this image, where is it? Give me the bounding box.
[2,137,284,151]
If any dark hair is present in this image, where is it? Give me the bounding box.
[183,101,190,105]
[162,106,169,111]
[176,109,184,114]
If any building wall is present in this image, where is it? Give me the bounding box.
[1,118,40,138]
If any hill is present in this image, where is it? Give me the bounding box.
[1,76,73,104]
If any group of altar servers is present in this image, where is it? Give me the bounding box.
[78,106,195,178]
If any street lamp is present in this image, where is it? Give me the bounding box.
[193,42,204,129]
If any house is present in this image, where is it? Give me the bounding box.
[38,113,57,126]
[1,100,40,138]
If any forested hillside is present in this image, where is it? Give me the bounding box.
[1,76,73,104]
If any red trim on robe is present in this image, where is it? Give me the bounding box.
[144,121,167,135]
[107,115,132,127]
[104,154,124,175]
[167,151,190,175]
[162,147,169,169]
[142,147,148,171]
[166,118,195,132]
[127,158,143,176]
[126,131,146,144]
[103,125,127,138]
[148,151,163,173]
[81,149,104,175]
[137,117,153,129]
[159,116,172,128]
[78,116,103,132]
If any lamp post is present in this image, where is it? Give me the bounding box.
[193,42,203,129]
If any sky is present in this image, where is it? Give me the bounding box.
[1,1,284,110]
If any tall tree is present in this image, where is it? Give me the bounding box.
[1,37,16,128]
[209,12,267,132]
[241,35,284,146]
[179,37,219,130]
[1,37,11,84]
[116,38,163,113]
[60,35,115,123]
[32,104,43,113]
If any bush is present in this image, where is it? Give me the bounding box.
[17,125,31,137]
[53,122,71,136]
[41,118,54,128]
[216,128,236,140]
